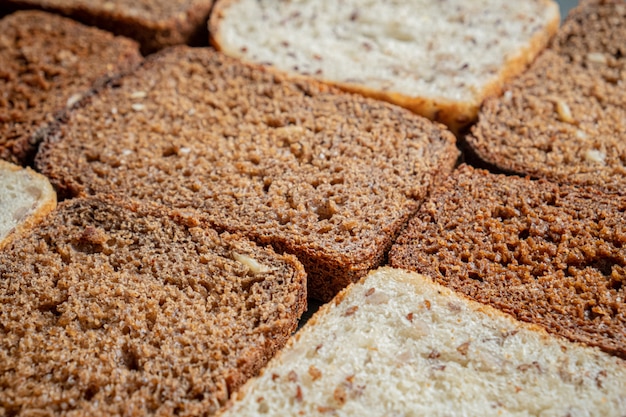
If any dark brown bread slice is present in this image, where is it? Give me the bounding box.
[0,10,141,166]
[0,195,306,416]
[4,0,214,54]
[389,164,626,359]
[35,46,459,301]
[465,0,626,194]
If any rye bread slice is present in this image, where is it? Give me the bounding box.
[2,0,214,54]
[465,0,626,194]
[0,195,306,416]
[389,164,626,359]
[0,10,141,166]
[35,46,459,301]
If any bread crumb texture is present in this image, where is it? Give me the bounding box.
[218,268,626,416]
[467,0,626,194]
[36,46,458,300]
[390,165,626,359]
[210,0,559,130]
[0,10,141,165]
[0,196,306,416]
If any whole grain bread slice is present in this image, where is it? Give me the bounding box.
[0,159,56,250]
[465,0,626,194]
[4,0,215,54]
[0,10,142,166]
[0,195,306,416]
[209,0,560,133]
[35,46,459,301]
[217,267,626,416]
[389,164,626,359]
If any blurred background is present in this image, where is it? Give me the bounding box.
[558,0,579,18]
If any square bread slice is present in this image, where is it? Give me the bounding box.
[389,164,626,359]
[0,159,56,250]
[0,10,141,166]
[3,0,214,54]
[209,0,560,133]
[35,46,459,301]
[0,195,306,416]
[216,267,626,416]
[465,0,626,194]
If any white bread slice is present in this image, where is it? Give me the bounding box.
[209,0,560,133]
[0,160,56,250]
[218,267,626,416]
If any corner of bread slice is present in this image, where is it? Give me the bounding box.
[0,159,57,250]
[217,266,626,415]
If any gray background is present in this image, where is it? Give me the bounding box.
[558,0,579,18]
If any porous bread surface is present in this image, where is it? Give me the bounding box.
[466,0,626,194]
[210,0,560,132]
[4,0,215,53]
[0,10,141,165]
[0,196,306,416]
[218,267,626,416]
[0,159,56,250]
[35,46,459,301]
[389,165,626,359]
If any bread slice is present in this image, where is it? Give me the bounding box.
[0,10,141,165]
[0,195,306,416]
[217,267,626,416]
[0,159,56,250]
[209,0,560,133]
[35,46,459,301]
[389,164,626,359]
[4,0,215,54]
[465,0,626,194]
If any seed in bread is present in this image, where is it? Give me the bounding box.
[389,164,626,359]
[0,159,56,250]
[0,196,306,416]
[217,267,626,416]
[209,0,560,133]
[0,10,141,166]
[35,46,459,301]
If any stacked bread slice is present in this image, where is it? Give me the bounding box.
[209,0,560,132]
[466,0,626,194]
[216,267,626,416]
[0,10,142,166]
[35,46,459,301]
[390,164,626,359]
[2,0,215,54]
[0,196,306,415]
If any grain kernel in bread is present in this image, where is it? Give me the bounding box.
[0,10,141,165]
[0,196,306,416]
[216,267,626,416]
[389,164,626,359]
[209,0,560,132]
[35,46,459,301]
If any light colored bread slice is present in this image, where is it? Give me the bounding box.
[0,159,56,250]
[209,0,560,133]
[218,267,626,416]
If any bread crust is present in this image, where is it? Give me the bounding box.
[0,160,57,251]
[209,0,560,134]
